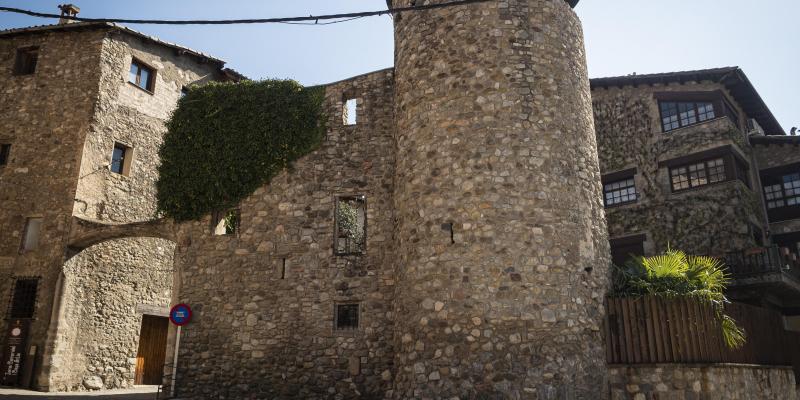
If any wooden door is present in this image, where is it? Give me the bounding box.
[134,315,169,385]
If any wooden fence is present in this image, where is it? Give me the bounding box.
[605,296,800,371]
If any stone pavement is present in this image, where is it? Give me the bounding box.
[0,386,160,399]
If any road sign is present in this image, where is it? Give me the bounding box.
[169,304,192,326]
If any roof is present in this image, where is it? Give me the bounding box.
[750,135,800,146]
[0,22,225,66]
[590,67,785,135]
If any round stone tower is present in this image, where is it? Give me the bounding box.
[390,0,609,398]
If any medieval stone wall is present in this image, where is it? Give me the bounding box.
[47,238,174,391]
[46,32,224,391]
[391,0,609,398]
[0,29,106,389]
[592,82,764,255]
[173,69,397,399]
[608,364,797,400]
[73,32,222,223]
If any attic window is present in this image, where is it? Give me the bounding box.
[335,196,366,255]
[14,46,39,75]
[343,99,358,125]
[129,59,155,92]
[213,208,240,236]
[110,142,133,175]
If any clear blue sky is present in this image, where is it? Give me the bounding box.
[1,0,797,131]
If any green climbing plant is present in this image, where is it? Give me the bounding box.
[156,79,326,221]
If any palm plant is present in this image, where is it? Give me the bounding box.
[610,248,746,349]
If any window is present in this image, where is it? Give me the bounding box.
[343,98,357,125]
[110,142,133,175]
[14,46,39,75]
[660,101,716,132]
[670,158,726,192]
[764,173,800,210]
[129,59,155,92]
[213,209,240,236]
[8,278,39,319]
[610,235,645,267]
[335,196,366,255]
[335,304,359,331]
[0,144,10,166]
[20,217,42,252]
[604,177,637,207]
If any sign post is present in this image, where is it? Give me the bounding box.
[1,319,30,386]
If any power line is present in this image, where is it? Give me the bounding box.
[0,0,493,26]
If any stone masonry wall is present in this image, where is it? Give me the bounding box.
[0,28,107,389]
[173,69,396,399]
[608,364,797,400]
[47,30,225,391]
[592,83,765,255]
[391,0,610,398]
[47,238,174,391]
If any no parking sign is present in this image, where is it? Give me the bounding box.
[169,304,192,326]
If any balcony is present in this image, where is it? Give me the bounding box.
[723,245,800,314]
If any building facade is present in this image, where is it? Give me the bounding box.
[592,68,800,316]
[1,0,799,399]
[0,20,234,391]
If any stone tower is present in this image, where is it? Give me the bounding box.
[390,0,610,398]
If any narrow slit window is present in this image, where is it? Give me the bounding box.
[21,218,43,252]
[335,304,359,331]
[335,196,366,255]
[280,258,286,279]
[344,99,358,125]
[110,142,133,175]
[8,278,39,319]
[213,209,240,236]
[14,46,39,75]
[129,59,155,92]
[0,144,11,166]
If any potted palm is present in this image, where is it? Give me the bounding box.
[610,248,746,349]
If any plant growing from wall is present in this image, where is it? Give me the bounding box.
[610,249,746,349]
[156,80,326,221]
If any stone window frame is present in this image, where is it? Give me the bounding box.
[341,91,361,126]
[110,141,134,176]
[333,302,361,333]
[659,145,751,194]
[6,276,40,320]
[19,217,43,254]
[211,208,241,237]
[13,46,39,76]
[602,168,638,208]
[334,195,367,256]
[0,143,11,166]
[128,57,157,94]
[655,91,741,133]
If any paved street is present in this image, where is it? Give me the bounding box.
[0,387,160,400]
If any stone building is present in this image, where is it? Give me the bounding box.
[2,0,799,399]
[591,68,800,315]
[0,17,237,391]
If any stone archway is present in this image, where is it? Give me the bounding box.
[43,218,179,391]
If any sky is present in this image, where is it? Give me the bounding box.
[1,0,797,132]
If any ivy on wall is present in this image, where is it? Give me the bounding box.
[156,80,326,221]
